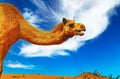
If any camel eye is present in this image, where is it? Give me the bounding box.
[69,23,74,28]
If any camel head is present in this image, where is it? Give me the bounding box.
[62,18,86,37]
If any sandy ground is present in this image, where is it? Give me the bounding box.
[1,73,111,79]
[1,74,73,79]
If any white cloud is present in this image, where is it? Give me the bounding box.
[20,36,84,57]
[22,8,44,27]
[5,61,35,69]
[20,0,120,57]
[55,0,120,40]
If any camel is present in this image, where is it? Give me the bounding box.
[0,3,86,77]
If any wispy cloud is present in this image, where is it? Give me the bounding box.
[54,0,120,40]
[5,61,35,69]
[30,0,48,12]
[22,8,44,27]
[19,0,120,57]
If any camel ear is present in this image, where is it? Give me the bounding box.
[62,18,67,24]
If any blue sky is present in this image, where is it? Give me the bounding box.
[0,0,120,77]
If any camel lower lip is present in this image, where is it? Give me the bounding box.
[75,32,84,36]
[79,33,84,36]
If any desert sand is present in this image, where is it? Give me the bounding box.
[1,72,112,79]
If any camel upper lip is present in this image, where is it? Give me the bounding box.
[75,30,81,32]
[75,29,86,32]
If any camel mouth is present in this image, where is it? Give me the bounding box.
[75,29,85,36]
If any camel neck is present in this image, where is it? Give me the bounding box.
[19,20,68,45]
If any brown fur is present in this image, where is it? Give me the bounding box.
[0,3,85,77]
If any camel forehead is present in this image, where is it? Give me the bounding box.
[67,20,75,23]
[67,20,80,25]
[67,20,81,27]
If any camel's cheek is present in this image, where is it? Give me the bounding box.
[63,26,69,32]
